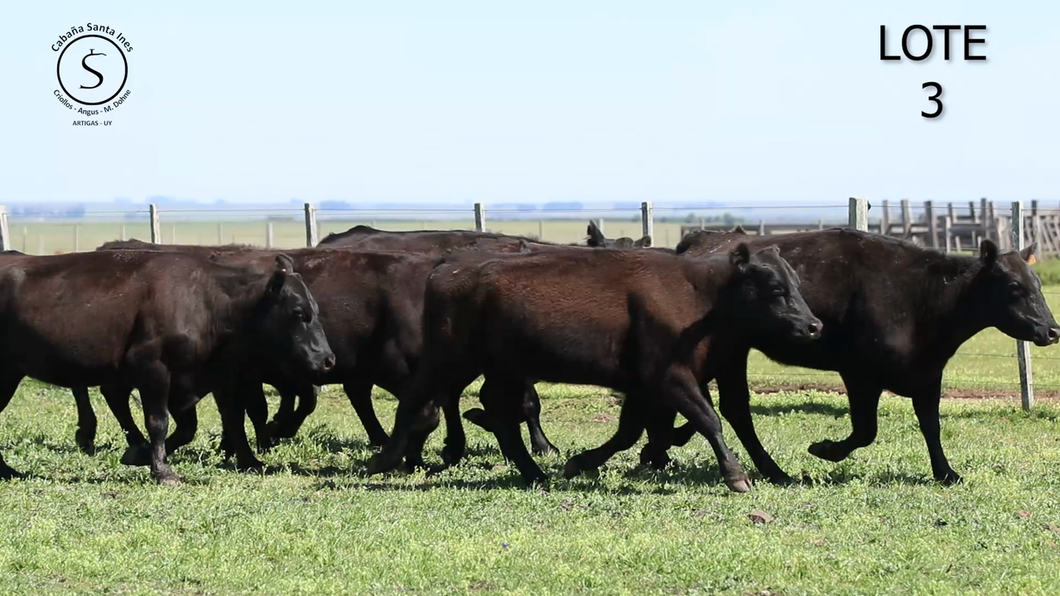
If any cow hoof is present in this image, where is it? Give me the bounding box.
[639,446,671,470]
[75,430,96,456]
[120,445,152,467]
[808,440,848,463]
[441,445,465,467]
[531,443,560,457]
[462,408,496,432]
[937,470,964,486]
[724,475,753,493]
[0,465,25,480]
[767,472,796,486]
[402,457,427,472]
[235,458,265,472]
[367,453,398,476]
[562,456,589,479]
[152,469,181,486]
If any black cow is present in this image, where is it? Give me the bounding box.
[585,221,654,249]
[639,228,1059,485]
[367,245,822,492]
[0,250,334,483]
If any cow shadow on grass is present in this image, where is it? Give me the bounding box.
[749,401,849,418]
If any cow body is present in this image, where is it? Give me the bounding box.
[367,245,822,492]
[0,250,333,483]
[649,228,1060,485]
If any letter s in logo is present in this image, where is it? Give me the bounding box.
[80,49,106,89]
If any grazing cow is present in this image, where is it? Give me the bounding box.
[0,250,334,483]
[641,228,1059,485]
[367,244,822,492]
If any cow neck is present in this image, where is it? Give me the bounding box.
[677,255,733,338]
[207,267,277,360]
[915,255,991,363]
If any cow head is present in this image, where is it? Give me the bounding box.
[586,221,653,250]
[725,243,822,342]
[972,240,1059,347]
[257,254,336,376]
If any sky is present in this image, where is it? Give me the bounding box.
[0,1,1056,206]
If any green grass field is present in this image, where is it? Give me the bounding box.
[2,232,1060,594]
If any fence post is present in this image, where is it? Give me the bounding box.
[640,201,654,245]
[474,203,486,232]
[74,225,80,252]
[926,201,938,249]
[304,203,318,247]
[944,215,953,253]
[1032,200,1042,248]
[266,222,274,248]
[848,197,868,231]
[1012,201,1034,411]
[880,200,890,235]
[121,224,127,242]
[149,204,161,244]
[0,206,10,251]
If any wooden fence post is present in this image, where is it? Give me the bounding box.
[121,224,127,242]
[304,203,318,247]
[641,201,654,245]
[900,199,912,238]
[474,203,486,232]
[0,206,10,251]
[848,197,868,231]
[266,222,274,248]
[1012,201,1034,410]
[1032,200,1042,249]
[149,204,161,244]
[944,215,952,253]
[74,225,80,252]
[880,199,890,235]
[926,201,939,249]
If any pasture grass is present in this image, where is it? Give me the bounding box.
[2,381,1060,594]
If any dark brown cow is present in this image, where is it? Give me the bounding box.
[0,250,334,483]
[367,245,822,492]
[639,228,1059,485]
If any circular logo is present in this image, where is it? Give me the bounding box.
[56,34,128,106]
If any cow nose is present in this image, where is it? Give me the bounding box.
[1049,328,1060,344]
[806,320,822,339]
[322,354,336,371]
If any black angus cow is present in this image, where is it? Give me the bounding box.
[77,238,562,467]
[633,228,1059,486]
[0,250,334,483]
[367,245,822,492]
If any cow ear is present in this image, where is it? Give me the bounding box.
[731,224,747,235]
[268,254,294,294]
[1020,242,1038,266]
[586,221,606,247]
[730,243,751,267]
[636,235,653,248]
[979,239,999,267]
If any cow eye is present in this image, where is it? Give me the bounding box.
[292,307,307,321]
[1008,282,1023,300]
[769,285,787,297]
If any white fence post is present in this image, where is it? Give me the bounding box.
[304,203,318,247]
[848,197,868,231]
[149,204,161,244]
[266,222,274,248]
[474,203,486,232]
[640,201,654,245]
[1012,201,1034,410]
[0,206,10,251]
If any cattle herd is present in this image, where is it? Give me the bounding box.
[0,221,1056,493]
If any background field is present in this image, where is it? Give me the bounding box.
[1,285,1059,594]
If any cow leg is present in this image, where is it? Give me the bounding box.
[0,373,26,479]
[402,402,441,470]
[640,406,678,470]
[563,394,648,478]
[71,387,98,455]
[265,383,318,447]
[344,380,389,447]
[138,366,180,485]
[522,384,559,456]
[480,377,548,486]
[440,388,468,466]
[661,367,750,493]
[241,381,271,453]
[716,366,794,485]
[213,382,264,472]
[164,401,199,456]
[97,384,153,466]
[808,377,881,463]
[912,389,961,485]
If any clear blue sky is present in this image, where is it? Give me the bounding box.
[1,1,1056,205]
